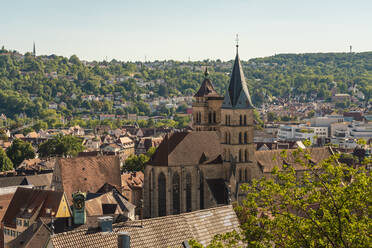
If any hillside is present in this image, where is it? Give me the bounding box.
[0,47,371,122]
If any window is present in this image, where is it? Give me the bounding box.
[228,133,231,144]
[244,133,248,144]
[245,150,248,162]
[240,115,242,125]
[225,115,228,125]
[208,112,212,124]
[239,150,242,162]
[186,173,192,212]
[225,132,228,144]
[245,168,248,182]
[158,172,166,217]
[24,220,29,227]
[213,111,216,123]
[239,169,242,182]
[200,172,204,209]
[244,115,247,125]
[172,172,180,214]
[239,133,242,144]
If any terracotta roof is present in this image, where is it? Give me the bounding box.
[2,188,64,228]
[85,191,135,216]
[0,193,14,223]
[50,205,240,248]
[255,147,334,173]
[149,131,221,166]
[57,156,121,203]
[121,172,144,190]
[6,219,51,248]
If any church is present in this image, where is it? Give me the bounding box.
[143,45,333,218]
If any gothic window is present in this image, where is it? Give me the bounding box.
[245,168,248,182]
[225,115,228,125]
[244,115,247,125]
[172,172,180,214]
[240,115,242,125]
[158,172,166,217]
[200,172,204,209]
[244,132,247,144]
[186,173,192,212]
[239,150,242,162]
[208,112,212,124]
[239,133,242,144]
[239,169,242,182]
[245,149,248,162]
[225,132,228,144]
[213,111,216,123]
[228,133,231,144]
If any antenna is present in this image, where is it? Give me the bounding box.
[349,45,352,53]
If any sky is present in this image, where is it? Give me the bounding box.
[1,0,371,62]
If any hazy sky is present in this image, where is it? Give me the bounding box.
[1,0,371,61]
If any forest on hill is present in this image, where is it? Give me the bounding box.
[0,46,371,124]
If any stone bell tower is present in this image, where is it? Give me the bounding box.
[192,68,224,131]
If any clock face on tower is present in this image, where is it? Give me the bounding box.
[73,194,85,210]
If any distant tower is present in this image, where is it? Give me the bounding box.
[33,41,36,57]
[350,45,352,53]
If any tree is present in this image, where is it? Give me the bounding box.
[6,139,35,167]
[123,147,156,172]
[38,134,84,158]
[191,149,371,247]
[0,147,13,171]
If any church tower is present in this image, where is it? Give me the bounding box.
[192,68,224,131]
[220,42,260,189]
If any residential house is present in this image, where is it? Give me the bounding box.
[1,188,71,245]
[121,172,143,212]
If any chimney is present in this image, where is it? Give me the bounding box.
[98,216,113,232]
[118,232,130,248]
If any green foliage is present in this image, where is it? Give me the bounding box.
[0,129,8,141]
[38,134,84,158]
[122,147,156,172]
[6,139,35,167]
[0,147,13,171]
[192,150,372,247]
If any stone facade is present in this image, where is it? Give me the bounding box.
[144,46,260,218]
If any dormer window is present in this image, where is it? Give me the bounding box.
[24,219,29,227]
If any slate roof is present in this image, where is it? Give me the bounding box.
[0,176,27,188]
[255,147,334,173]
[50,205,240,248]
[148,131,222,166]
[2,188,65,228]
[222,47,254,109]
[194,68,222,99]
[26,173,53,188]
[56,156,121,203]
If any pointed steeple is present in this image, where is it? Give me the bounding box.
[222,42,254,109]
[194,67,221,98]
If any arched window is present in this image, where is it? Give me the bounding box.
[213,111,216,123]
[228,133,231,144]
[200,172,204,209]
[186,173,192,212]
[239,133,242,144]
[172,172,180,214]
[244,115,247,125]
[225,115,228,125]
[244,132,247,144]
[199,112,202,123]
[245,168,248,182]
[240,115,242,125]
[239,150,242,162]
[239,169,242,182]
[245,149,248,162]
[208,112,212,123]
[158,172,166,217]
